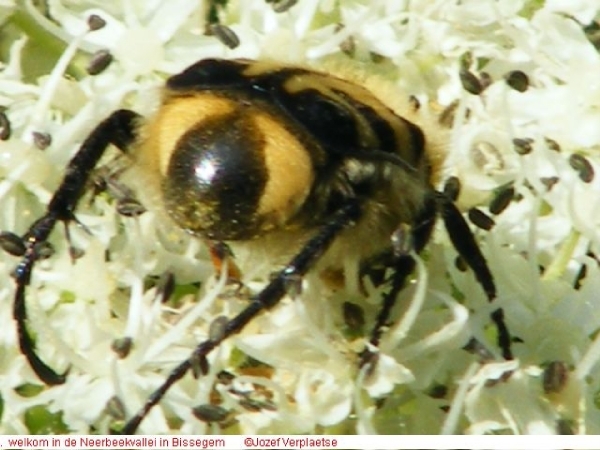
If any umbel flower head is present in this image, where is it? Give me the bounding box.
[0,0,599,435]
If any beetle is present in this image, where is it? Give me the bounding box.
[6,58,512,433]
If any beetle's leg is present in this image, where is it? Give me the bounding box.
[363,190,513,364]
[10,109,140,385]
[435,191,513,360]
[121,199,362,434]
[362,195,437,363]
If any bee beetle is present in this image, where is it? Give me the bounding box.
[8,58,513,433]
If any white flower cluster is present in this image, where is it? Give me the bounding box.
[0,0,599,436]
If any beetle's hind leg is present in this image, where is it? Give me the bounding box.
[435,192,513,360]
[362,189,513,366]
[6,109,140,385]
[360,195,437,364]
[120,199,362,434]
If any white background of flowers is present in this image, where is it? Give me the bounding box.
[0,0,600,436]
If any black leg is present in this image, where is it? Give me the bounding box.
[435,192,513,360]
[367,255,415,349]
[364,195,437,357]
[11,109,140,385]
[363,190,512,365]
[120,199,362,434]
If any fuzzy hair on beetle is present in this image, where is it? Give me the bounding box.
[5,56,513,434]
